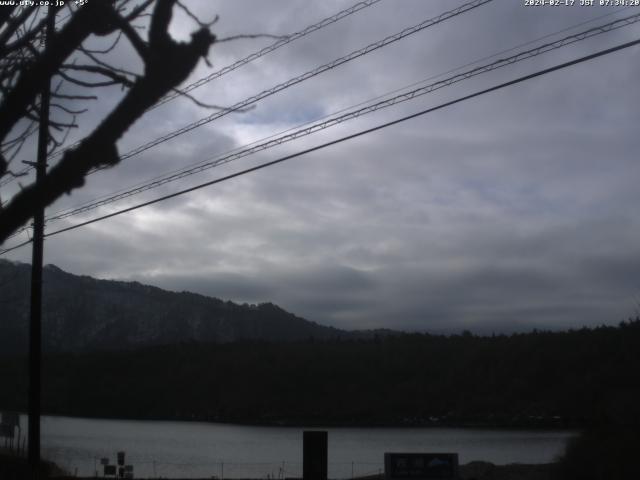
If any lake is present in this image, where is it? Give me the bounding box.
[16,415,574,478]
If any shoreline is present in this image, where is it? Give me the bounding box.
[9,410,579,431]
[43,462,563,480]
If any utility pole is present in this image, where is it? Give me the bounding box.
[28,6,54,478]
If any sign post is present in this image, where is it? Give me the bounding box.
[1,411,19,450]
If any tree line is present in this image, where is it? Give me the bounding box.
[1,319,639,428]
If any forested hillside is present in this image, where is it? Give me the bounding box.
[0,260,350,353]
[1,320,639,428]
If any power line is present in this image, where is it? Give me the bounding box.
[19,0,508,221]
[34,11,640,226]
[17,0,498,223]
[36,6,637,227]
[1,0,493,194]
[3,36,638,256]
[150,0,384,110]
[0,0,384,188]
[0,171,29,188]
[0,237,31,255]
[6,8,639,245]
[90,0,494,169]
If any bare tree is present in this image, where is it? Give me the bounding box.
[0,0,217,244]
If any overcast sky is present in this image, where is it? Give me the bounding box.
[3,0,640,333]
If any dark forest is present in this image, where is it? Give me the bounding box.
[1,320,639,428]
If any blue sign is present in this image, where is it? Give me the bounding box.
[384,453,459,479]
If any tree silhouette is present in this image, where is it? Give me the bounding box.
[0,1,217,244]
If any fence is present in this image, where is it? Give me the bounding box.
[42,451,384,479]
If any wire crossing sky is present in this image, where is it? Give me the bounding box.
[93,0,493,173]
[150,0,385,110]
[28,5,635,230]
[26,11,640,231]
[2,0,640,334]
[2,37,639,258]
[0,0,384,188]
[3,0,496,232]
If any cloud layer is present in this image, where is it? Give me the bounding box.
[4,0,640,333]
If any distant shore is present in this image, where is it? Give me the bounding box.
[42,462,562,480]
[1,453,563,480]
[12,409,577,431]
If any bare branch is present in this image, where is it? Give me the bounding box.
[3,167,30,180]
[168,86,255,113]
[61,63,136,87]
[123,0,156,22]
[0,7,38,53]
[51,92,98,100]
[1,119,38,149]
[0,1,124,142]
[176,1,219,29]
[0,0,217,243]
[79,45,141,79]
[3,16,47,56]
[56,69,128,88]
[48,115,75,155]
[47,117,78,131]
[80,30,123,55]
[5,135,31,164]
[149,0,175,46]
[50,103,88,115]
[111,13,148,60]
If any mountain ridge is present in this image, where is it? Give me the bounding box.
[0,259,360,353]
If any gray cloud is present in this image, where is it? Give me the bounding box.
[4,0,640,334]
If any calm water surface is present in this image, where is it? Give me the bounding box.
[17,415,574,478]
